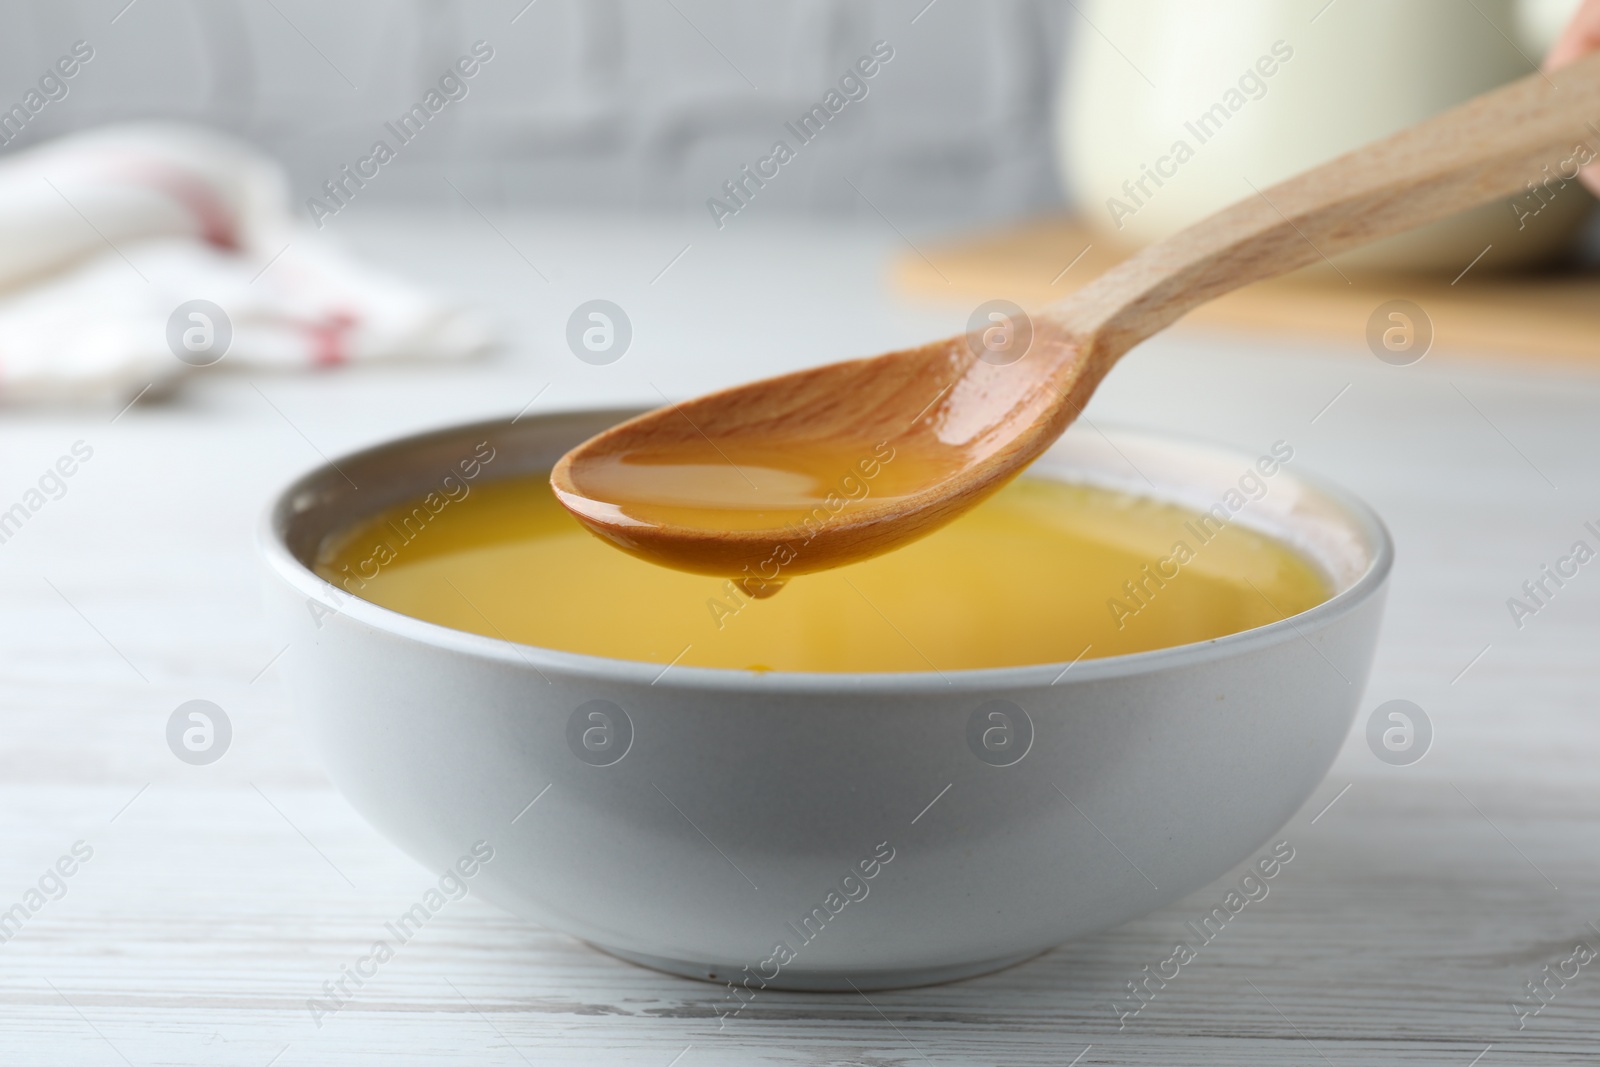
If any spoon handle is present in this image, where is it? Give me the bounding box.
[1057,50,1600,361]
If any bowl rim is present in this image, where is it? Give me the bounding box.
[259,409,1392,694]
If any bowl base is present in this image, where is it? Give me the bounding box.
[589,942,1052,992]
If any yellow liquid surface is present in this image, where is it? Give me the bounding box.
[316,473,1331,673]
[561,438,944,533]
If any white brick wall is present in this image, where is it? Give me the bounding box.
[0,0,1071,226]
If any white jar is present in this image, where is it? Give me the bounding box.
[1057,0,1593,271]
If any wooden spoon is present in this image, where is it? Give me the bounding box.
[553,53,1600,592]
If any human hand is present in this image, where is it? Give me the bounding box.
[1548,0,1600,194]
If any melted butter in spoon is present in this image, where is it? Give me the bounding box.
[553,434,971,589]
[558,439,920,530]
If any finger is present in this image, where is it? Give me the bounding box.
[1546,0,1600,196]
[1546,0,1600,69]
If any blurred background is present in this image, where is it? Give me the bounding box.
[0,0,1581,231]
[0,0,1070,225]
[0,0,1594,404]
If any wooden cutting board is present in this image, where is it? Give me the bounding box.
[892,216,1600,362]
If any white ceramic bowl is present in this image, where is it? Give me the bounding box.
[261,410,1390,991]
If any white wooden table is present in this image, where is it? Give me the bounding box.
[3,210,1599,1065]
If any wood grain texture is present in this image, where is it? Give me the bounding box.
[2,210,1598,1064]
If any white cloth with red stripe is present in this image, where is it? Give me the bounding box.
[0,123,492,404]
